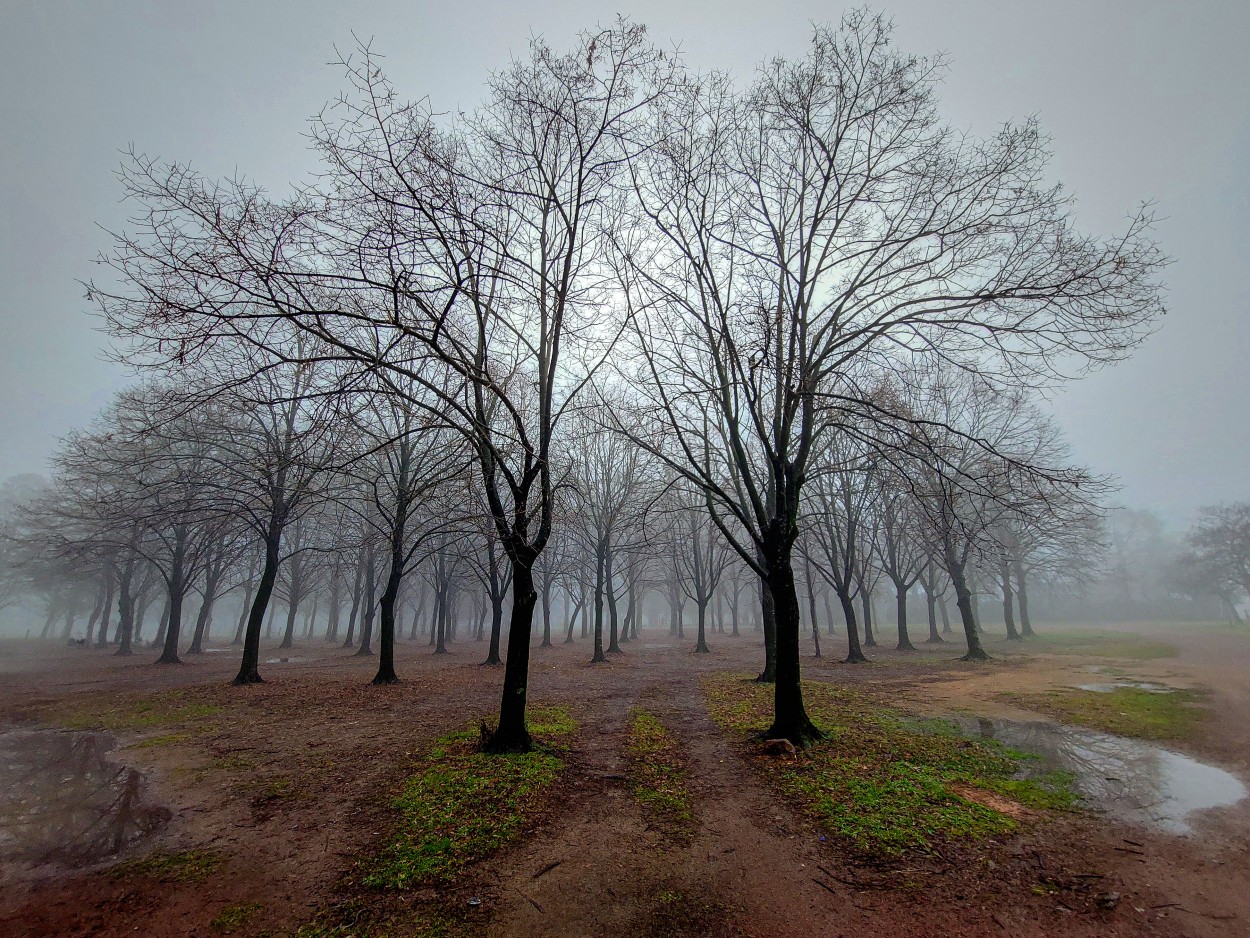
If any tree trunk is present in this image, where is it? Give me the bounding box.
[355,549,377,657]
[894,580,914,651]
[156,583,184,665]
[860,588,877,647]
[839,587,866,663]
[947,551,989,661]
[761,535,821,746]
[924,588,943,643]
[606,548,622,654]
[1013,559,1035,637]
[804,562,821,658]
[234,534,282,685]
[483,587,504,666]
[485,560,538,753]
[232,581,254,646]
[372,542,404,684]
[590,546,607,664]
[539,576,553,648]
[694,598,710,653]
[756,571,777,683]
[1000,557,1020,640]
[115,568,136,657]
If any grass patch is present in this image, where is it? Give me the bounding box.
[295,904,472,938]
[1003,686,1204,740]
[625,710,694,831]
[111,848,221,882]
[58,694,221,732]
[364,704,575,888]
[1028,631,1177,660]
[210,902,261,932]
[703,674,1075,857]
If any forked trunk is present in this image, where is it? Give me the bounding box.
[485,560,538,753]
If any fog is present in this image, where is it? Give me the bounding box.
[3,7,1250,934]
[2,1,1247,529]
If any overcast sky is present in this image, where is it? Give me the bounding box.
[1,0,1246,529]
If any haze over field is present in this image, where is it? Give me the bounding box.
[0,0,1247,528]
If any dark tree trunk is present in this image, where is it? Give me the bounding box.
[694,598,710,653]
[234,534,282,685]
[761,534,821,746]
[804,562,821,658]
[232,581,254,646]
[1013,560,1035,637]
[539,577,553,648]
[756,572,777,683]
[590,547,608,664]
[280,598,300,650]
[1000,558,1020,640]
[924,588,944,643]
[95,573,116,647]
[343,552,365,649]
[838,588,866,663]
[156,586,184,665]
[894,581,915,651]
[860,588,877,648]
[606,548,622,654]
[373,542,404,684]
[948,551,989,661]
[115,569,136,657]
[483,589,504,666]
[484,560,538,754]
[434,584,449,654]
[355,549,377,657]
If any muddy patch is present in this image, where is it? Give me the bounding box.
[0,728,170,877]
[958,716,1247,834]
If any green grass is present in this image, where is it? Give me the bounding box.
[294,905,470,938]
[58,694,221,732]
[1003,686,1205,740]
[625,710,694,830]
[703,674,1076,858]
[110,849,222,882]
[1027,630,1177,660]
[210,902,262,932]
[364,705,575,888]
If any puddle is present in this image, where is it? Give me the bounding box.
[957,717,1247,834]
[1076,681,1174,694]
[642,643,674,650]
[0,728,171,873]
[264,657,309,664]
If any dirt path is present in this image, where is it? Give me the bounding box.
[0,626,1247,936]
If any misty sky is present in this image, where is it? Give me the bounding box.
[1,0,1246,529]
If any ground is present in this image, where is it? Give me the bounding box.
[1,621,1247,937]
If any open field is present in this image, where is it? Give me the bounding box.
[1,621,1247,938]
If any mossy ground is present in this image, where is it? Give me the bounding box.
[624,709,694,832]
[363,704,575,889]
[1027,630,1177,660]
[1004,685,1204,740]
[209,901,262,932]
[110,849,222,882]
[703,674,1075,857]
[55,691,221,733]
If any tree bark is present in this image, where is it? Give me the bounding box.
[894,580,914,651]
[484,560,538,753]
[234,533,281,684]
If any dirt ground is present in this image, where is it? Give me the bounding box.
[1,621,1247,938]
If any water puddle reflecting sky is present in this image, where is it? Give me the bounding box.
[958,717,1246,834]
[0,729,170,874]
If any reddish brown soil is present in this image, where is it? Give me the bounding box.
[0,622,1247,937]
